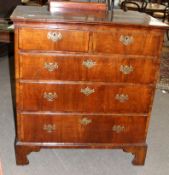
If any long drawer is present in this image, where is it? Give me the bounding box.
[92,29,163,56]
[19,54,158,84]
[18,83,154,113]
[18,114,147,143]
[18,28,89,52]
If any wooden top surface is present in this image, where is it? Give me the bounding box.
[11,5,169,29]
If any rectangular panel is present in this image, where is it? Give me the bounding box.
[19,53,159,84]
[19,114,147,143]
[93,29,163,56]
[18,28,89,52]
[19,83,154,113]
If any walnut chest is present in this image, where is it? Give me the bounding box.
[11,5,168,165]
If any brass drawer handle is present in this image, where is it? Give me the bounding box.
[82,60,96,69]
[120,65,133,75]
[80,117,92,126]
[120,35,133,46]
[44,62,58,72]
[80,87,95,96]
[47,31,62,42]
[115,94,128,103]
[43,92,57,101]
[43,124,56,133]
[112,125,125,133]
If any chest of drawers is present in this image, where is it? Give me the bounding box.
[11,6,168,165]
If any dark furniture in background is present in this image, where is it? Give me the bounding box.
[0,0,21,56]
[120,0,147,12]
[0,0,48,44]
[0,0,21,43]
[0,0,21,20]
[22,0,48,5]
[35,0,48,5]
[120,0,169,22]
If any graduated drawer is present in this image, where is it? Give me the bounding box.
[19,114,147,143]
[92,29,163,56]
[19,54,158,84]
[18,28,89,52]
[19,83,154,113]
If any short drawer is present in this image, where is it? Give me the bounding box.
[18,28,89,52]
[18,114,147,143]
[19,53,158,84]
[19,83,154,113]
[92,29,163,56]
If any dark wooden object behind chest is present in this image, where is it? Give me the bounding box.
[0,0,20,20]
[0,0,20,43]
[11,5,168,166]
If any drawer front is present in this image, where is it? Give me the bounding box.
[19,114,147,143]
[19,83,154,113]
[20,54,158,84]
[18,28,89,52]
[93,29,163,56]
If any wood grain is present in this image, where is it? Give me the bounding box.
[18,114,147,143]
[49,1,107,11]
[19,53,159,84]
[18,82,154,113]
[15,141,147,165]
[19,28,89,52]
[92,29,163,56]
[11,5,168,165]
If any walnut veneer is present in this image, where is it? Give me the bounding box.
[11,5,168,166]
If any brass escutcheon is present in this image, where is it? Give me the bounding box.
[112,125,125,133]
[115,94,128,103]
[120,35,133,46]
[43,124,56,133]
[120,65,133,75]
[44,62,58,72]
[80,87,95,96]
[43,92,57,101]
[47,31,62,42]
[80,118,92,126]
[82,59,96,69]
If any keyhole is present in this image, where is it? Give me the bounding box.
[125,36,129,41]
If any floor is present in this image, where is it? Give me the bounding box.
[0,55,169,175]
